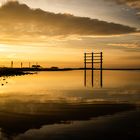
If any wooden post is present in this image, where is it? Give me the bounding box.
[29,62,31,68]
[21,62,23,68]
[11,61,13,68]
[92,52,94,87]
[100,52,103,87]
[84,52,86,87]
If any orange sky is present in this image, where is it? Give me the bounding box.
[0,0,140,68]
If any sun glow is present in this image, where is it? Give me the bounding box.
[0,0,139,68]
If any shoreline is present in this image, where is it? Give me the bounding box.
[0,67,140,77]
[0,68,33,77]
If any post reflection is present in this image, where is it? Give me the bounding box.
[84,68,86,87]
[84,69,103,88]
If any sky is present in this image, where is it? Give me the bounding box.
[0,0,140,68]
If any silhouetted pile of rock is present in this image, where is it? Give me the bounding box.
[0,68,26,77]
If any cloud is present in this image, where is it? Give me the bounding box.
[0,1,138,41]
[106,0,140,10]
[108,42,140,49]
[123,55,140,60]
[107,42,140,51]
[105,0,140,17]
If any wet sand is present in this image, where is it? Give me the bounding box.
[13,109,139,140]
[0,103,137,139]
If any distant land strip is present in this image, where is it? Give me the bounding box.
[0,67,140,77]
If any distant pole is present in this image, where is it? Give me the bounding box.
[21,62,23,68]
[100,52,103,87]
[11,61,13,68]
[92,51,94,87]
[29,62,31,68]
[84,52,86,87]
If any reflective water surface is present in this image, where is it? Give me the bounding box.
[0,70,140,140]
[0,70,140,104]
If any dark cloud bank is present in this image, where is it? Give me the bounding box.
[106,0,140,9]
[0,1,138,37]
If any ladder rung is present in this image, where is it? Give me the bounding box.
[86,59,92,60]
[85,58,103,60]
[85,56,92,57]
[93,59,102,60]
[93,53,101,54]
[85,62,102,63]
[85,53,102,54]
[86,62,92,63]
[85,53,92,54]
[93,62,101,63]
[85,61,102,63]
[85,55,101,57]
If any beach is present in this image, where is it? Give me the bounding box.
[0,103,139,140]
[15,109,139,140]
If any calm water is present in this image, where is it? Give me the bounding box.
[0,70,140,105]
[0,70,140,140]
